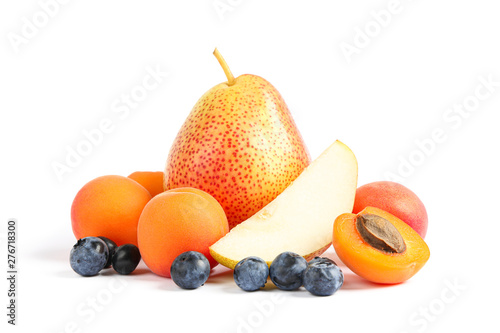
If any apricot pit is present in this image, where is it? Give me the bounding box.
[356,214,406,254]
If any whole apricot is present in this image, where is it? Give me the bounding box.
[71,175,152,246]
[353,181,428,238]
[128,171,164,197]
[137,187,229,278]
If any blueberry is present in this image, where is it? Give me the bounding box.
[98,236,117,268]
[269,252,308,290]
[308,256,338,266]
[112,244,141,275]
[303,257,343,296]
[170,251,210,289]
[234,257,269,291]
[70,237,109,277]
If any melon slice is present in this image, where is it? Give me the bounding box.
[209,140,358,269]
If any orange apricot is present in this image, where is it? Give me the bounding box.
[137,187,229,278]
[353,181,428,238]
[71,175,152,246]
[333,206,430,284]
[128,171,164,197]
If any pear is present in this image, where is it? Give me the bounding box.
[164,49,310,229]
[209,140,358,269]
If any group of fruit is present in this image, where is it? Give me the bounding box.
[69,49,430,295]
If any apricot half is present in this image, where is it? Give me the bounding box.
[333,206,429,284]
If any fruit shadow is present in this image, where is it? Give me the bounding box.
[159,279,191,292]
[206,267,266,294]
[55,265,152,279]
[205,267,299,294]
[99,267,151,277]
[54,270,91,279]
[206,267,234,284]
[216,274,285,294]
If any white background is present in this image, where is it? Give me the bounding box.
[1,1,499,332]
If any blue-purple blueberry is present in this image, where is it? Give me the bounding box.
[269,252,307,291]
[170,251,210,289]
[303,257,343,296]
[234,256,269,291]
[112,244,141,275]
[98,236,117,268]
[70,237,109,276]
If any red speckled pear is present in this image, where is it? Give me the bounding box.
[164,49,311,229]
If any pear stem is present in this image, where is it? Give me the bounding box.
[213,48,235,86]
